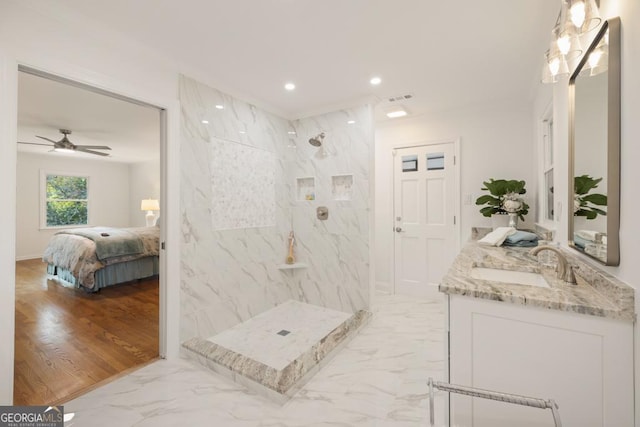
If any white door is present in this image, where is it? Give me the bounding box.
[393,143,457,296]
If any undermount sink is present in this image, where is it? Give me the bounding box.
[470,267,550,288]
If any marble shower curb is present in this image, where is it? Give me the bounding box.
[182,309,372,404]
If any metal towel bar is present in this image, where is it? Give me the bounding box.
[428,378,562,427]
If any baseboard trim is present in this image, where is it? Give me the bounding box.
[15,254,43,261]
[376,280,392,293]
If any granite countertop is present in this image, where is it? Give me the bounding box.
[440,240,635,322]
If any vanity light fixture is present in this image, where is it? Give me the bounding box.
[284,82,296,91]
[541,0,602,84]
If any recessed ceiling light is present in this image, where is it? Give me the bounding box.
[386,107,408,118]
[370,77,382,86]
[284,82,296,91]
[347,120,356,124]
[239,130,246,134]
[287,131,297,135]
[201,120,209,124]
[215,104,224,109]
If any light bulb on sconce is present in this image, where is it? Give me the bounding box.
[541,0,602,85]
[570,1,586,28]
[141,199,160,227]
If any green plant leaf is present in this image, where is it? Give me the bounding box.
[475,195,499,205]
[479,206,498,217]
[574,175,603,195]
[582,193,607,205]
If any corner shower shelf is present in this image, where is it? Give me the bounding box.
[277,262,308,270]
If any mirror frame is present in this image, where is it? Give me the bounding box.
[568,17,621,266]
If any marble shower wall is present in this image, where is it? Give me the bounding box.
[288,108,373,314]
[179,74,372,341]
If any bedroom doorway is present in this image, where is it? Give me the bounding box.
[13,67,164,405]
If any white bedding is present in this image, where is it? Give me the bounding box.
[42,226,159,289]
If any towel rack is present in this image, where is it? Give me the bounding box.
[428,378,562,427]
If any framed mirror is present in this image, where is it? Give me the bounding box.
[569,17,620,265]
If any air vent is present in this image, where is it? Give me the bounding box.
[387,93,414,103]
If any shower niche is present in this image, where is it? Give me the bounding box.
[296,177,316,201]
[331,174,353,201]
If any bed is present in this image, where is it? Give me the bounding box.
[42,226,160,292]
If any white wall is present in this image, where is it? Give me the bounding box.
[0,2,182,403]
[375,101,536,287]
[544,0,640,423]
[16,152,132,260]
[129,160,161,227]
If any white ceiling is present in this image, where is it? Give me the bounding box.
[17,72,160,163]
[17,0,559,159]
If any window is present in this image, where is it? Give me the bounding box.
[426,153,445,170]
[41,171,89,228]
[402,155,418,172]
[539,110,555,224]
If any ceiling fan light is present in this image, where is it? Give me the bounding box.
[54,147,74,153]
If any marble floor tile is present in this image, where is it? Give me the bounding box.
[64,292,448,427]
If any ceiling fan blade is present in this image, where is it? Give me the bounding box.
[74,145,112,150]
[18,141,53,147]
[36,136,59,144]
[75,147,110,157]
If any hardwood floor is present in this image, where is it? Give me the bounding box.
[14,258,159,405]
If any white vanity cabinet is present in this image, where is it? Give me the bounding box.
[447,294,633,427]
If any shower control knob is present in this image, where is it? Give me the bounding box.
[395,227,403,232]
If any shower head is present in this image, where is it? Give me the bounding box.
[308,132,325,147]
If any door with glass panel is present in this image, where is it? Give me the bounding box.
[393,143,456,296]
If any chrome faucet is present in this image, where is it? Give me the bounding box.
[529,245,576,284]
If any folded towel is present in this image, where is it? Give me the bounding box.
[478,227,516,246]
[575,229,598,242]
[573,235,589,248]
[504,230,539,244]
[503,239,539,247]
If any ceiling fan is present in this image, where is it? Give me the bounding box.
[18,129,111,157]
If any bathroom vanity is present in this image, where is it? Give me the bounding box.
[440,239,634,427]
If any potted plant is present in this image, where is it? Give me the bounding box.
[476,179,529,227]
[574,175,607,219]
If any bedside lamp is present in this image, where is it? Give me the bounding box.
[141,199,160,226]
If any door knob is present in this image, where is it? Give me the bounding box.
[395,227,403,232]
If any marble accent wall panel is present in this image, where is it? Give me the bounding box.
[179,74,373,342]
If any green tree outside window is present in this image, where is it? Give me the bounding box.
[45,174,88,227]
